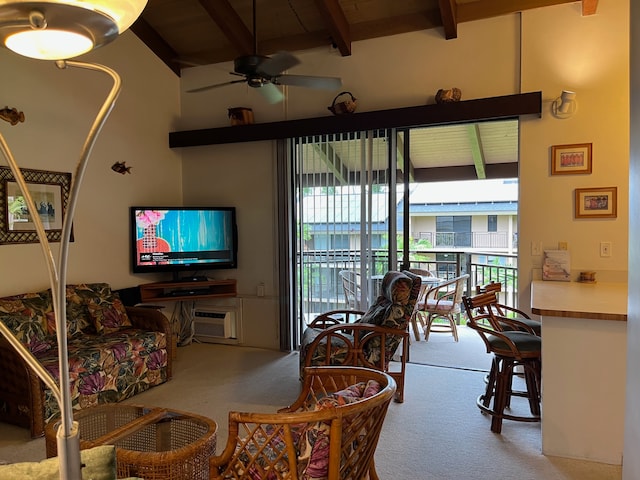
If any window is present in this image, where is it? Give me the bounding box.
[488,215,497,232]
[436,216,471,247]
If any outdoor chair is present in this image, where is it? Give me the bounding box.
[299,270,421,403]
[462,292,541,433]
[339,270,362,310]
[414,274,469,342]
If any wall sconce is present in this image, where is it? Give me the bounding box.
[552,90,578,119]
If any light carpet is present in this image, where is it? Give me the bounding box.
[0,342,622,479]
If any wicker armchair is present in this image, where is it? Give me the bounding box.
[299,270,421,403]
[210,366,396,480]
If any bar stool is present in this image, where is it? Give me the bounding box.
[462,292,541,433]
[475,281,541,336]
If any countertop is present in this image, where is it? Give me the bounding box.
[530,280,627,321]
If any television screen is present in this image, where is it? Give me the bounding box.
[130,206,237,276]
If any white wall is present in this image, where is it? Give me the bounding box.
[0,32,182,294]
[519,2,629,311]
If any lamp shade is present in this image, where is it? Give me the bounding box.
[0,0,147,60]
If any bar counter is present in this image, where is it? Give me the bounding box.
[530,280,627,465]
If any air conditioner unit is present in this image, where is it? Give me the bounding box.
[193,308,237,343]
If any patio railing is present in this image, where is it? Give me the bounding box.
[298,249,518,324]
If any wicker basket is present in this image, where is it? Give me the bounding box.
[45,405,217,480]
[328,91,357,115]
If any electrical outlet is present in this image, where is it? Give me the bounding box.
[600,241,612,257]
[558,241,568,250]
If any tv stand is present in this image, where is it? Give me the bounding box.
[176,275,209,283]
[139,279,237,303]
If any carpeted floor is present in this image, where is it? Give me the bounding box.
[407,323,490,371]
[0,341,622,479]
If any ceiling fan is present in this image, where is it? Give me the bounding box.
[187,0,342,103]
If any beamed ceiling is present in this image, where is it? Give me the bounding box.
[145,2,594,183]
[132,0,599,76]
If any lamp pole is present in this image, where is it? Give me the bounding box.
[0,60,121,480]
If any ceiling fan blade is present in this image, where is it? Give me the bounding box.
[186,78,247,93]
[258,82,285,104]
[258,51,301,77]
[273,74,342,90]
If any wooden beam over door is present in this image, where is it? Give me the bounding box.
[169,92,542,148]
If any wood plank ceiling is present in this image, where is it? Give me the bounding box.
[132,0,599,76]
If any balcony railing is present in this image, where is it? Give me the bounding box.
[416,231,517,249]
[297,249,518,326]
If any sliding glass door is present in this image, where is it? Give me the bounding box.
[288,129,403,346]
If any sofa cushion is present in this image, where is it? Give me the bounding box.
[0,290,52,338]
[38,329,168,422]
[67,283,131,335]
[88,296,132,334]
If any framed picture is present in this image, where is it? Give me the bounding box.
[575,187,617,219]
[551,143,592,175]
[0,167,72,244]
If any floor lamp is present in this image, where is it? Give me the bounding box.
[0,2,147,479]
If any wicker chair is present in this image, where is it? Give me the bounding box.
[210,366,396,480]
[299,270,422,403]
[338,270,362,309]
[416,274,469,342]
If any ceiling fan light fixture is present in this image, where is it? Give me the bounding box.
[0,0,147,60]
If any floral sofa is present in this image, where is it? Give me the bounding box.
[299,270,421,403]
[0,283,172,437]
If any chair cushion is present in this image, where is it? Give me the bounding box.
[299,380,382,479]
[299,327,354,371]
[487,331,541,354]
[425,299,458,314]
[499,317,542,335]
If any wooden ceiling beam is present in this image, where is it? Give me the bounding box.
[456,0,577,23]
[438,0,458,40]
[467,124,487,179]
[315,0,351,56]
[582,0,598,15]
[197,0,254,56]
[130,17,182,76]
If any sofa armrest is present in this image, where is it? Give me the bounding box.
[125,306,173,378]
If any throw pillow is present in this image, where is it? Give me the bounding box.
[0,445,124,480]
[88,295,132,334]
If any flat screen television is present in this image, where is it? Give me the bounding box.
[130,206,237,278]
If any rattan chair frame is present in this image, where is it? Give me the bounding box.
[210,366,396,480]
[301,310,409,403]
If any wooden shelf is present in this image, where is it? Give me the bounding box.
[139,279,237,303]
[169,92,542,148]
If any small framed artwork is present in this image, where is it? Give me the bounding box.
[0,166,72,244]
[575,187,617,219]
[551,143,592,175]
